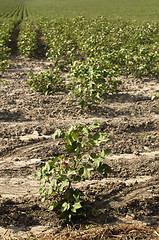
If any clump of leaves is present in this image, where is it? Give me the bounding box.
[27,68,65,95]
[0,59,11,71]
[35,122,112,221]
[67,57,122,109]
[17,20,38,57]
[0,20,16,71]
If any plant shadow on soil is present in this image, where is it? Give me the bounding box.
[0,195,119,232]
[0,110,29,122]
[0,180,158,233]
[105,92,150,103]
[0,199,40,229]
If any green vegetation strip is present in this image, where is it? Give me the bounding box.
[25,0,159,21]
[0,19,18,71]
[18,20,38,57]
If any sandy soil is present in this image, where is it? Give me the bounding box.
[0,55,159,239]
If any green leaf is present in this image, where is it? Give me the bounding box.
[65,143,74,153]
[80,100,86,109]
[40,178,46,185]
[83,164,93,179]
[92,122,100,127]
[97,163,112,177]
[66,169,76,177]
[94,157,103,168]
[61,202,70,212]
[29,72,33,77]
[34,171,40,178]
[39,187,46,195]
[65,135,73,145]
[93,133,110,146]
[59,179,69,192]
[50,178,57,188]
[71,201,82,213]
[49,201,59,211]
[71,132,78,141]
[41,196,46,202]
[51,156,61,166]
[100,149,111,158]
[48,205,54,211]
[52,129,63,140]
[93,132,100,140]
[48,188,53,195]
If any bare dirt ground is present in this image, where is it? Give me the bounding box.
[0,55,159,239]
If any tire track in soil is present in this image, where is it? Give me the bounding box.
[0,56,159,238]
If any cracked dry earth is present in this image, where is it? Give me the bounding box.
[0,56,159,239]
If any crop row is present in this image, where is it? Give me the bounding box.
[25,17,158,108]
[18,20,38,57]
[0,18,33,71]
[0,4,29,20]
[0,17,159,107]
[0,19,18,71]
[38,17,159,78]
[1,17,158,78]
[0,18,38,71]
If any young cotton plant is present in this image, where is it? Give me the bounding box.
[67,57,122,109]
[35,122,112,221]
[27,68,65,95]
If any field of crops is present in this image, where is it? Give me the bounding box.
[0,0,159,239]
[1,0,159,20]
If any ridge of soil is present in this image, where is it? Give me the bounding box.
[0,56,159,239]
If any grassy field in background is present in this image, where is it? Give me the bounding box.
[0,0,24,15]
[25,0,159,21]
[0,0,158,21]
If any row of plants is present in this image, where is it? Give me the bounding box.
[0,0,18,17]
[17,20,38,57]
[27,57,122,109]
[0,19,18,71]
[0,17,158,77]
[27,18,124,108]
[67,57,122,108]
[38,17,159,78]
[26,17,159,109]
[1,17,158,79]
[38,17,80,68]
[0,5,18,18]
[0,5,30,71]
[0,2,28,19]
[28,18,120,215]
